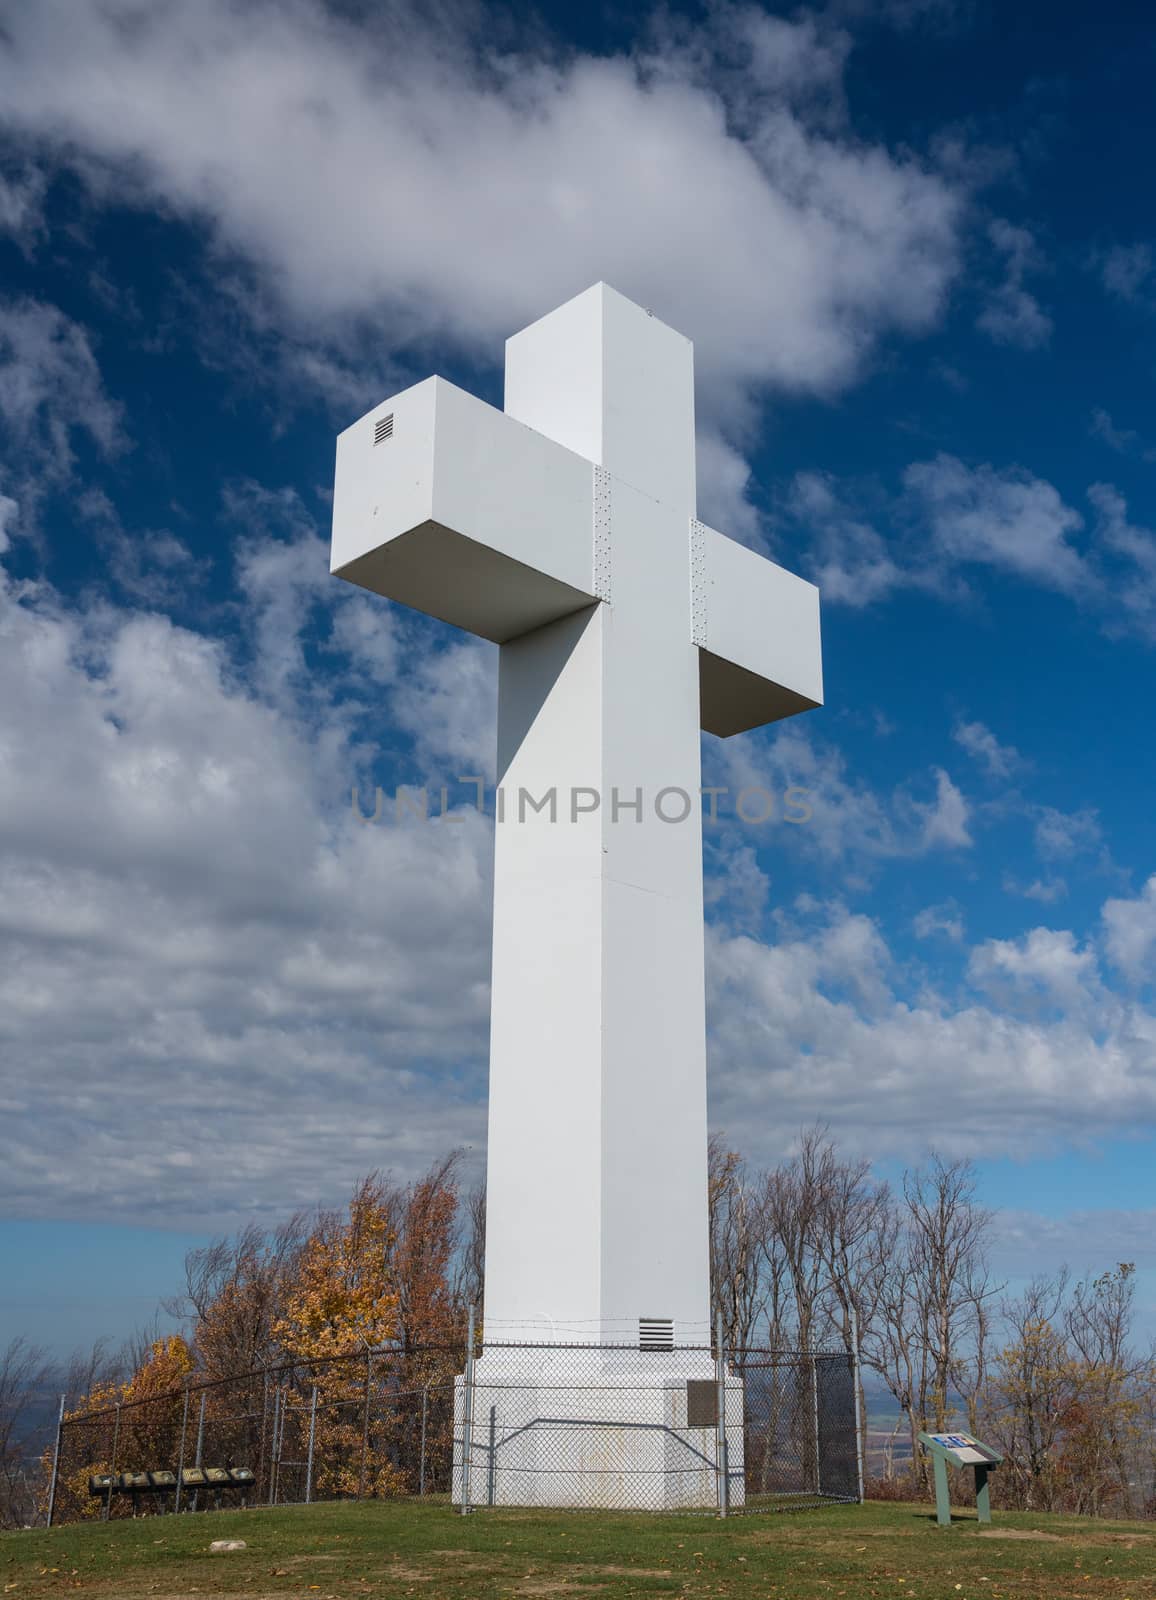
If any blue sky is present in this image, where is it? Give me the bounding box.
[1,0,1156,1357]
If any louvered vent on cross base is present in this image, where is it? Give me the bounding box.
[639,1317,674,1352]
[374,414,394,445]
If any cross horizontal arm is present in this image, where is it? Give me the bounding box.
[332,376,597,643]
[694,521,823,738]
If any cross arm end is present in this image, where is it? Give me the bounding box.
[695,524,823,738]
[331,377,597,643]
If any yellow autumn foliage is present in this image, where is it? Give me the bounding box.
[273,1177,407,1499]
[45,1336,196,1521]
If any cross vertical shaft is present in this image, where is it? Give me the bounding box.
[485,286,709,1345]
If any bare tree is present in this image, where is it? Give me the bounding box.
[866,1227,922,1481]
[861,1154,996,1487]
[166,1214,306,1378]
[386,1153,467,1349]
[708,1135,769,1350]
[1066,1263,1140,1516]
[60,1339,123,1406]
[0,1338,51,1528]
[904,1155,996,1437]
[816,1155,895,1472]
[761,1125,835,1351]
[985,1272,1073,1512]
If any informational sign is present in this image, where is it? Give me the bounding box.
[919,1430,1004,1527]
[927,1433,993,1466]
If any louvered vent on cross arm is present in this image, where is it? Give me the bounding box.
[374,414,394,445]
[639,1317,674,1352]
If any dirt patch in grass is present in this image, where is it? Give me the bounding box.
[976,1528,1062,1542]
[580,1566,672,1577]
[428,1548,514,1564]
[515,1583,606,1596]
[511,1563,672,1595]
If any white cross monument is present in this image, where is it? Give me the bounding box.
[331,284,822,1508]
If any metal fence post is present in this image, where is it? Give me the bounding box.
[305,1385,318,1504]
[715,1311,729,1518]
[103,1405,121,1521]
[174,1386,191,1514]
[268,1387,281,1507]
[256,1369,269,1503]
[45,1393,65,1529]
[850,1307,865,1504]
[460,1305,476,1516]
[419,1383,429,1497]
[810,1341,822,1497]
[191,1391,206,1512]
[360,1349,371,1500]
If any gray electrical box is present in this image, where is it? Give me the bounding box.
[687,1379,717,1427]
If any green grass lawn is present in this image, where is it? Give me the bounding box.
[4,1498,1155,1599]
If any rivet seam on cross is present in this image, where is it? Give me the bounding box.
[690,518,707,646]
[594,466,612,604]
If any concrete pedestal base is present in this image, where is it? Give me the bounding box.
[452,1347,744,1511]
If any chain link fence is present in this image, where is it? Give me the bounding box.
[457,1342,861,1514]
[47,1337,861,1524]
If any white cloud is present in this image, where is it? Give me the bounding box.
[0,298,124,523]
[914,766,972,850]
[75,486,209,608]
[230,486,335,705]
[787,471,909,606]
[390,636,499,780]
[707,896,1156,1163]
[791,458,1156,651]
[0,0,960,420]
[1098,242,1155,303]
[787,457,1094,614]
[968,925,1098,1011]
[697,432,763,549]
[707,721,973,866]
[0,491,17,551]
[953,718,1022,779]
[904,453,1091,596]
[1033,804,1102,862]
[3,522,1155,1218]
[991,1205,1156,1276]
[1102,877,1156,983]
[1089,407,1155,460]
[976,219,1052,349]
[913,900,965,941]
[709,720,901,864]
[0,533,494,1225]
[0,160,47,238]
[1013,876,1069,904]
[1088,483,1156,639]
[704,840,771,933]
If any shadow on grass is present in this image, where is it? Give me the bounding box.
[911,1510,981,1526]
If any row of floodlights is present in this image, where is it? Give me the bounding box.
[89,1466,255,1497]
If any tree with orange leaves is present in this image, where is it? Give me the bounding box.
[276,1175,399,1360]
[273,1177,405,1499]
[45,1336,195,1522]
